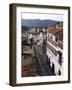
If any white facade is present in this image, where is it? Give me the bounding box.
[47,48,63,75]
[47,31,63,75]
[47,33,56,42]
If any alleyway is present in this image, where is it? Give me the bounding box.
[32,44,55,76]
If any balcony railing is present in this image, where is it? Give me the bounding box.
[58,41,63,49]
[48,38,63,49]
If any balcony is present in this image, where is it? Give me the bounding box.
[48,38,63,49]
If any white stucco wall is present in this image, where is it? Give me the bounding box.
[53,35,56,41]
[47,48,62,75]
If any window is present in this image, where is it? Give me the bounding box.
[50,36,53,39]
[48,34,49,37]
[58,70,61,75]
[55,37,58,42]
[58,51,62,65]
[47,43,57,56]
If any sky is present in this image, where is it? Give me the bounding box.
[22,12,63,21]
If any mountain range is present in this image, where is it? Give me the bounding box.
[22,19,63,28]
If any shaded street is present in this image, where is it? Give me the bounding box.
[32,44,55,76]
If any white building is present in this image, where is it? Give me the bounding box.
[47,27,63,75]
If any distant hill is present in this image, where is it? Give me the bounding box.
[21,19,63,28]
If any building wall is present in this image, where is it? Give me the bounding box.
[47,48,62,75]
[47,35,63,75]
[53,35,56,41]
[29,28,36,33]
[47,33,56,42]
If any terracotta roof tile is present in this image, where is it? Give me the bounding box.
[47,28,63,35]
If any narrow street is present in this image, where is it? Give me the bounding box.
[32,44,55,76]
[22,34,56,77]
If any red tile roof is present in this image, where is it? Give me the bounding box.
[47,28,63,35]
[57,30,63,36]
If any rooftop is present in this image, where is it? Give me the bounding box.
[47,28,63,35]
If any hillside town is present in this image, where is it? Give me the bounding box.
[21,22,63,77]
